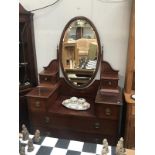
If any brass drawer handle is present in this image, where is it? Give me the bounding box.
[44,77,48,81]
[105,108,111,116]
[94,122,100,129]
[108,81,112,85]
[45,117,50,123]
[35,101,40,108]
[46,131,51,136]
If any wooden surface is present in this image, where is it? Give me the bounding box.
[125,0,135,93]
[126,149,135,155]
[19,3,38,131]
[124,91,135,149]
[124,91,135,104]
[123,0,135,149]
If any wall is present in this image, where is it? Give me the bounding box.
[19,0,132,87]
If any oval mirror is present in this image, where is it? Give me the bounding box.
[59,16,101,88]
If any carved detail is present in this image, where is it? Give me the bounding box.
[101,61,119,78]
[39,59,59,85]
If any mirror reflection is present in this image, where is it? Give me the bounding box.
[62,19,98,87]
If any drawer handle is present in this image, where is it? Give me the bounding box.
[44,77,48,81]
[35,101,40,108]
[105,108,111,116]
[45,117,50,123]
[108,81,112,85]
[46,131,51,136]
[94,122,100,129]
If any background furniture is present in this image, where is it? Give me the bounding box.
[19,3,38,131]
[124,0,135,149]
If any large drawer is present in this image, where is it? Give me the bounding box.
[47,115,119,135]
[29,112,50,126]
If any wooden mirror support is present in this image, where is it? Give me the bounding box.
[26,16,124,146]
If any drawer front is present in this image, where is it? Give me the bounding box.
[95,104,121,120]
[101,79,118,89]
[40,75,52,83]
[28,97,46,112]
[29,112,49,126]
[39,75,58,84]
[48,116,118,135]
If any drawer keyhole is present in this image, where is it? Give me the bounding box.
[44,77,48,81]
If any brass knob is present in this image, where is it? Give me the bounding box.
[45,117,50,123]
[108,81,112,85]
[44,77,48,81]
[105,108,111,116]
[46,131,51,136]
[35,101,40,108]
[94,122,100,129]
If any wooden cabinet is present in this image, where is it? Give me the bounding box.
[124,0,135,149]
[19,3,38,131]
[124,92,135,149]
[26,58,123,145]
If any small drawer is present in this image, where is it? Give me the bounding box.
[95,104,120,120]
[101,79,118,89]
[40,75,51,83]
[27,97,46,112]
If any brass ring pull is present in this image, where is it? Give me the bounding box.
[46,131,51,136]
[44,77,48,81]
[108,81,112,85]
[105,108,111,116]
[45,117,50,123]
[94,122,100,129]
[35,101,40,108]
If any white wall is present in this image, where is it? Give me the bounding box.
[20,0,132,87]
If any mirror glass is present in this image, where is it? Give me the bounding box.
[60,17,100,88]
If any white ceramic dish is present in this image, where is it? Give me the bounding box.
[62,97,90,110]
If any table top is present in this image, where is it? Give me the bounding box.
[19,135,135,155]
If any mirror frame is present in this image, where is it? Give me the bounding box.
[59,16,101,89]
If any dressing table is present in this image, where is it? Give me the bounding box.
[26,16,123,146]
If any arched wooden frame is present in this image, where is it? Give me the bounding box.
[59,16,101,89]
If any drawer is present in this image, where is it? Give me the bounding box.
[49,115,118,135]
[39,74,58,84]
[95,104,121,120]
[27,97,46,112]
[29,112,49,126]
[40,75,52,83]
[101,79,118,89]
